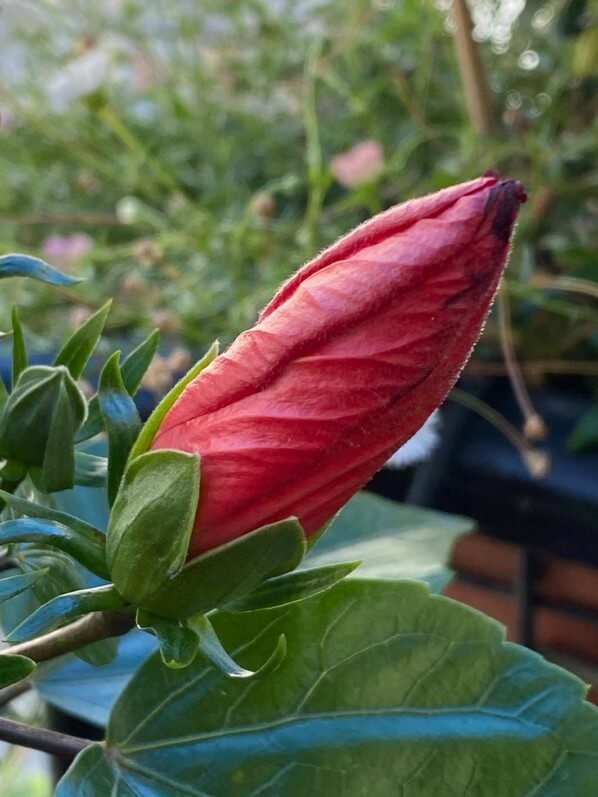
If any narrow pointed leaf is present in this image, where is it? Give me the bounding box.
[98,353,142,506]
[6,584,127,642]
[54,300,112,379]
[11,307,27,385]
[41,383,76,492]
[139,517,306,619]
[189,613,286,679]
[74,452,107,487]
[0,518,109,579]
[75,330,161,443]
[136,609,198,669]
[121,329,161,395]
[0,489,104,544]
[107,450,200,605]
[0,373,8,412]
[223,561,360,612]
[0,653,35,687]
[0,254,82,285]
[130,340,218,458]
[0,569,48,602]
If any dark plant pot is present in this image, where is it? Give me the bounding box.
[369,377,598,567]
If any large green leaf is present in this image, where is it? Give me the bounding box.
[57,581,598,796]
[305,491,472,591]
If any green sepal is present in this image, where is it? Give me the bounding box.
[0,517,109,580]
[0,366,86,484]
[138,517,306,620]
[222,561,360,612]
[0,569,49,602]
[5,584,127,643]
[11,307,27,386]
[0,653,35,687]
[107,450,200,604]
[98,353,142,506]
[188,613,286,679]
[53,300,112,379]
[41,380,78,492]
[136,609,198,669]
[0,253,82,285]
[74,452,107,487]
[76,329,160,443]
[130,340,218,459]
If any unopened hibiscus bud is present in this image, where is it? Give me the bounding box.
[151,174,526,558]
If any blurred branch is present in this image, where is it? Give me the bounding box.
[4,213,121,227]
[450,388,549,478]
[497,286,547,440]
[451,0,497,135]
[0,715,91,758]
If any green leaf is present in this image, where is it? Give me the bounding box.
[0,653,35,687]
[0,489,104,541]
[106,450,200,605]
[6,584,127,642]
[136,609,197,669]
[41,381,78,492]
[0,518,108,580]
[74,452,107,487]
[223,561,360,612]
[0,366,86,484]
[57,580,598,797]
[189,613,286,679]
[0,374,8,413]
[75,330,160,443]
[130,340,218,459]
[569,403,598,452]
[139,517,306,619]
[98,353,142,506]
[121,329,161,395]
[305,491,473,591]
[0,569,48,602]
[0,253,82,285]
[11,307,27,386]
[6,547,115,667]
[53,300,112,379]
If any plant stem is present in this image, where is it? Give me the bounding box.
[0,715,91,758]
[0,678,30,708]
[451,0,497,135]
[1,610,134,664]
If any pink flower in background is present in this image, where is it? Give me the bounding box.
[42,233,93,270]
[330,140,384,187]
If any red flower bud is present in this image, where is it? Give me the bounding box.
[152,175,526,557]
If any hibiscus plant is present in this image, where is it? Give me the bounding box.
[0,177,597,796]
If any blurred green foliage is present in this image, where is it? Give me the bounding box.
[0,0,595,372]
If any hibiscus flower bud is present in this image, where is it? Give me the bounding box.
[151,174,526,558]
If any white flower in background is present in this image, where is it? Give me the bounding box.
[46,47,113,111]
[385,411,441,469]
